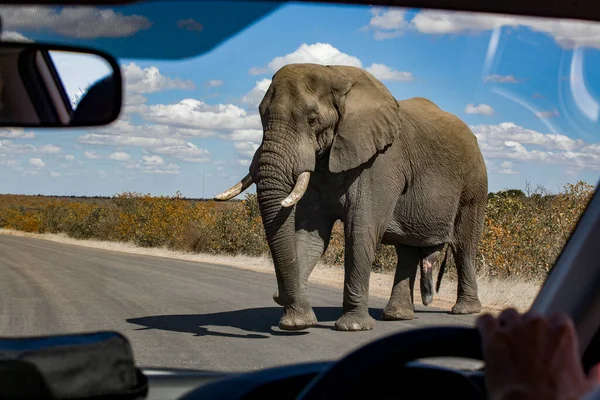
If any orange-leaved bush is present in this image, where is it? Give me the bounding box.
[0,181,593,281]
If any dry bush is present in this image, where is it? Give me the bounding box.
[0,180,594,281]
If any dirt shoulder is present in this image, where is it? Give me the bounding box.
[0,228,539,313]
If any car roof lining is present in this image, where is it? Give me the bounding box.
[1,0,600,22]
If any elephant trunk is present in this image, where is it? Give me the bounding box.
[256,135,312,307]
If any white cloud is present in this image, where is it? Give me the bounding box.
[471,122,600,171]
[84,151,102,159]
[123,93,149,116]
[142,155,164,166]
[525,17,600,49]
[499,161,519,175]
[0,140,36,155]
[78,118,216,149]
[0,140,63,155]
[143,99,261,130]
[126,160,180,175]
[29,158,45,168]
[40,144,61,154]
[368,7,407,31]
[122,63,195,94]
[366,8,408,39]
[465,103,494,116]
[410,10,518,35]
[249,67,269,75]
[226,129,263,143]
[366,8,600,50]
[473,122,583,151]
[0,128,35,139]
[241,79,272,108]
[0,6,152,38]
[93,119,207,138]
[79,133,186,148]
[50,171,61,178]
[234,142,259,158]
[147,142,210,163]
[483,74,520,84]
[0,155,17,167]
[65,155,75,161]
[365,63,414,81]
[259,43,362,73]
[249,43,411,86]
[108,151,131,161]
[206,79,223,87]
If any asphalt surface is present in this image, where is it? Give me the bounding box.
[0,234,481,372]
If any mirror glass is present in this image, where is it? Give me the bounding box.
[0,43,121,127]
[49,50,114,110]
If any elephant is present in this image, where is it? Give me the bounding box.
[214,63,488,332]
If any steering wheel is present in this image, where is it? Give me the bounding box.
[296,326,485,400]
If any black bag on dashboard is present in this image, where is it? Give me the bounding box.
[0,331,148,400]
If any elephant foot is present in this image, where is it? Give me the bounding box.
[334,308,375,331]
[421,292,433,307]
[451,297,482,315]
[279,303,317,331]
[382,302,414,321]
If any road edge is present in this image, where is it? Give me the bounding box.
[0,228,532,314]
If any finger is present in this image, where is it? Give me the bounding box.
[548,312,583,366]
[587,363,600,384]
[476,313,511,373]
[522,309,543,321]
[498,308,521,329]
[548,312,573,330]
[476,313,499,340]
[546,312,575,362]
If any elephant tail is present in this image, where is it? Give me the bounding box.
[435,245,450,293]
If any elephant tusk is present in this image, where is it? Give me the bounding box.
[281,171,310,207]
[214,173,254,201]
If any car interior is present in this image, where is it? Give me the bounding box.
[0,0,599,399]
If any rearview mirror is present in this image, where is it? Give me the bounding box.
[0,41,122,127]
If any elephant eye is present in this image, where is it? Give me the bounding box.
[308,113,319,126]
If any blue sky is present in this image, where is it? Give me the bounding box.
[1,2,600,197]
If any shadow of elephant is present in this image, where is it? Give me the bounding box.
[126,306,388,339]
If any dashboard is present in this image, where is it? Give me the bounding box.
[142,361,486,400]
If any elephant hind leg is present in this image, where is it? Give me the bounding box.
[450,200,485,315]
[382,244,420,320]
[420,250,439,306]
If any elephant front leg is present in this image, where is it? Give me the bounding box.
[273,218,335,304]
[334,225,378,332]
[273,210,335,330]
[382,244,419,320]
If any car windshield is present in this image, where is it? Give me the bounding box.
[0,0,598,373]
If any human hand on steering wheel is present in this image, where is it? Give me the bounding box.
[477,308,600,400]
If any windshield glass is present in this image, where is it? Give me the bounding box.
[0,0,598,372]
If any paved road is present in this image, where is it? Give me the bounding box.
[0,235,481,372]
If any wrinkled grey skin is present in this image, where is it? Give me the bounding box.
[217,63,488,332]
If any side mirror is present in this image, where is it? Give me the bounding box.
[0,41,122,127]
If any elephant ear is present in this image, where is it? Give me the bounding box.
[327,66,403,173]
